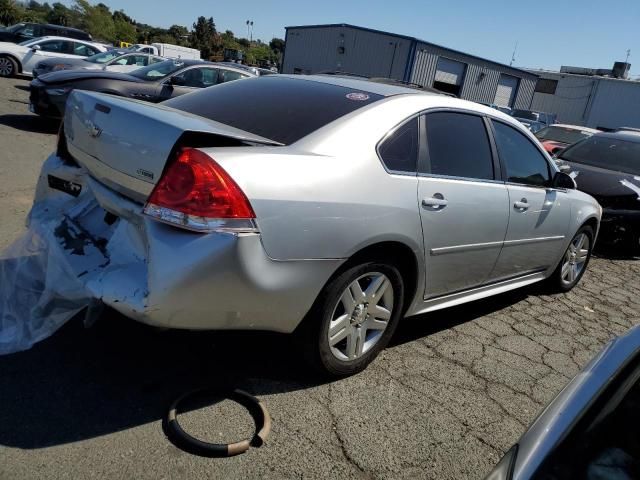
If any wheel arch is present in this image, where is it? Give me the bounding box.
[0,53,22,73]
[329,240,421,314]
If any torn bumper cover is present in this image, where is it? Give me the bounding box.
[0,154,339,354]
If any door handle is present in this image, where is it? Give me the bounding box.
[422,195,448,208]
[514,198,529,210]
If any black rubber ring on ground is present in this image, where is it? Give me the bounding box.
[165,388,271,457]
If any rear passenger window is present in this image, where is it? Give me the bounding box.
[378,117,418,174]
[424,112,494,180]
[492,120,551,187]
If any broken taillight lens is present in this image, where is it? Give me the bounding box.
[143,148,257,233]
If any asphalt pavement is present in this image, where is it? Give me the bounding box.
[0,77,639,480]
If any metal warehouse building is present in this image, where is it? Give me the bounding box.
[529,66,640,130]
[282,24,538,109]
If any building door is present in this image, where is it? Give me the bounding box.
[494,74,519,107]
[433,57,467,97]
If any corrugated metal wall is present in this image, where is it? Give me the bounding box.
[282,27,537,108]
[586,79,640,129]
[283,26,411,80]
[530,71,640,129]
[410,42,536,108]
[530,72,594,125]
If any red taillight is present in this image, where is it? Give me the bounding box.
[143,148,256,232]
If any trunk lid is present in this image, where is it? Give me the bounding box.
[64,90,281,203]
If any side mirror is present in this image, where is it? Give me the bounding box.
[552,171,576,189]
[31,44,41,51]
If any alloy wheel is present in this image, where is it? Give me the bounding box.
[327,272,394,361]
[0,58,13,76]
[561,232,590,285]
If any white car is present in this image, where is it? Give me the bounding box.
[0,36,107,77]
[32,50,165,77]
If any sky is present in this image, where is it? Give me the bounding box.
[61,0,640,77]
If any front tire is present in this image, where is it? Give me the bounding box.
[0,56,17,77]
[547,225,594,292]
[299,262,404,377]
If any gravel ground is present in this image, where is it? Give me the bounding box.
[0,77,638,480]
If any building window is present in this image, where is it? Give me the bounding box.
[535,79,558,94]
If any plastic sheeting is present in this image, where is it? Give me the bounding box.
[0,221,92,354]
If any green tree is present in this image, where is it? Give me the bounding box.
[113,16,135,43]
[269,37,284,53]
[0,0,22,25]
[73,0,114,42]
[190,16,216,59]
[47,2,71,25]
[168,24,188,45]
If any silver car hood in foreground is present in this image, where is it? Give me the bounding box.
[507,325,640,479]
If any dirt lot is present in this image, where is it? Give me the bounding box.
[0,77,639,480]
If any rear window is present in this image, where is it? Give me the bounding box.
[163,76,384,145]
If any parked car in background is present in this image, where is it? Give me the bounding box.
[512,109,557,133]
[215,62,277,76]
[0,22,92,43]
[29,59,255,117]
[554,130,640,254]
[477,101,512,116]
[29,75,600,376]
[486,324,640,480]
[126,43,201,60]
[534,124,599,155]
[0,36,106,77]
[33,50,165,77]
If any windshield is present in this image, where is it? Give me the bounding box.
[5,23,25,33]
[512,109,540,121]
[129,60,186,80]
[535,126,594,145]
[559,136,640,175]
[86,50,126,64]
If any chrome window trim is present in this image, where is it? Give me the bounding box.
[375,114,421,177]
[430,235,565,256]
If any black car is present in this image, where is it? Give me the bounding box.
[29,59,255,118]
[0,22,91,43]
[554,131,640,254]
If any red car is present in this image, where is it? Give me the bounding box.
[535,124,599,155]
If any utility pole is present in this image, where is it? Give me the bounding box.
[509,41,518,67]
[246,20,254,42]
[625,49,631,64]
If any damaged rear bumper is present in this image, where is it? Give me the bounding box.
[25,154,342,333]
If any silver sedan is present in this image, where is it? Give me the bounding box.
[26,74,601,375]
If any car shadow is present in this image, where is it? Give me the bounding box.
[0,284,538,450]
[13,84,30,92]
[0,310,321,449]
[390,286,533,348]
[0,114,59,134]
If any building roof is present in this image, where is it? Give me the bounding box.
[529,68,640,85]
[285,23,538,79]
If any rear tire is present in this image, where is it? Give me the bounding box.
[546,225,594,292]
[298,262,404,377]
[0,56,17,78]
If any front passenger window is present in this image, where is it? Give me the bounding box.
[492,120,551,187]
